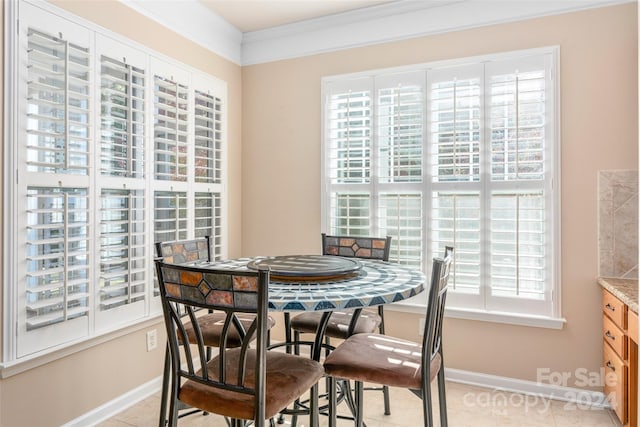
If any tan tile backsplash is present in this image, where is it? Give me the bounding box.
[598,170,638,278]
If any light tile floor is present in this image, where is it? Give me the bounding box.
[99,381,621,427]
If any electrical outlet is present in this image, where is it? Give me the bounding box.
[146,329,158,351]
[418,317,425,335]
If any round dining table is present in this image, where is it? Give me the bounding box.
[204,255,426,312]
[163,255,427,426]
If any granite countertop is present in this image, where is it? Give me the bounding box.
[598,277,639,314]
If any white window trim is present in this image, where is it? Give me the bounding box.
[2,0,229,367]
[321,46,563,328]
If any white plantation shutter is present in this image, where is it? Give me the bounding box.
[490,192,546,299]
[323,49,558,319]
[483,55,553,315]
[378,193,423,267]
[327,79,372,185]
[26,29,91,175]
[429,66,482,183]
[25,188,90,332]
[328,193,371,236]
[194,192,224,260]
[430,191,481,300]
[377,73,424,184]
[98,189,146,313]
[95,37,148,327]
[194,91,223,184]
[99,55,145,178]
[325,73,427,266]
[154,75,189,181]
[6,3,228,360]
[16,4,93,356]
[154,191,188,243]
[428,65,483,305]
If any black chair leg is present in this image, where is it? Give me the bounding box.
[159,344,170,427]
[355,381,364,427]
[328,376,337,427]
[437,367,448,426]
[422,378,434,427]
[382,384,391,415]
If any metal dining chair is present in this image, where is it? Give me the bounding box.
[155,237,275,426]
[288,233,393,414]
[155,260,325,427]
[323,250,453,427]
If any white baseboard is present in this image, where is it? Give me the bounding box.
[445,367,612,410]
[62,367,611,426]
[61,376,163,427]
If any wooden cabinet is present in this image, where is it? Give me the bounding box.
[602,288,638,426]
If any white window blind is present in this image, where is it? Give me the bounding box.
[322,48,558,320]
[6,1,228,360]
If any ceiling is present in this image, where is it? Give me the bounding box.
[200,0,398,32]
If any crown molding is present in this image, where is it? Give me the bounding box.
[118,0,243,65]
[119,0,633,67]
[241,0,633,65]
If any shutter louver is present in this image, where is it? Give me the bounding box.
[327,90,371,184]
[99,189,146,310]
[27,28,90,174]
[378,84,423,183]
[154,75,188,181]
[26,187,90,329]
[490,191,546,298]
[153,191,188,243]
[194,91,222,183]
[431,192,481,293]
[329,193,371,236]
[490,70,545,181]
[378,193,423,267]
[430,76,481,183]
[100,55,145,177]
[195,192,222,259]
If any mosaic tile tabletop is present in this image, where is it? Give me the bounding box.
[183,256,426,312]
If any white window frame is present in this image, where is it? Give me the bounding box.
[321,47,564,329]
[2,0,228,367]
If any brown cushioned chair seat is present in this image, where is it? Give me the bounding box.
[181,313,276,347]
[180,348,325,420]
[290,310,381,339]
[323,333,441,389]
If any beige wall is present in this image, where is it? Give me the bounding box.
[0,1,243,426]
[0,1,637,426]
[242,3,638,386]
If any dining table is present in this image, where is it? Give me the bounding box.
[161,254,427,426]
[196,254,427,360]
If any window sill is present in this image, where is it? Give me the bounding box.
[386,301,566,330]
[0,315,163,379]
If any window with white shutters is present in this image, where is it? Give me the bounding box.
[323,48,559,321]
[5,1,228,361]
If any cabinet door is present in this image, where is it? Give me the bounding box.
[604,341,627,424]
[603,314,627,359]
[603,289,627,329]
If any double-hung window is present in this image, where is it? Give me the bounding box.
[4,1,227,361]
[322,48,560,324]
